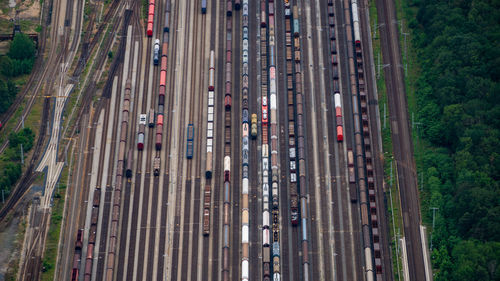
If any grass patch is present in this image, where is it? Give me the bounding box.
[0,100,24,144]
[0,19,13,33]
[18,19,37,33]
[62,87,80,129]
[0,72,42,146]
[0,1,9,16]
[23,96,44,135]
[142,0,148,20]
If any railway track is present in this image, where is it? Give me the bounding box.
[168,0,206,279]
[247,1,261,280]
[0,97,50,221]
[117,8,148,279]
[205,0,224,279]
[0,0,121,223]
[18,1,413,281]
[0,0,72,155]
[0,0,51,138]
[376,0,426,279]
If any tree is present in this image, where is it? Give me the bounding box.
[408,0,500,278]
[450,240,500,281]
[0,56,13,77]
[8,128,34,151]
[8,33,35,61]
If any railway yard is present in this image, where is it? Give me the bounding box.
[0,0,433,280]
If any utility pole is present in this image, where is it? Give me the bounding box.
[390,160,393,186]
[20,143,24,165]
[402,32,409,76]
[430,207,439,250]
[412,112,422,148]
[383,103,386,129]
[377,53,380,78]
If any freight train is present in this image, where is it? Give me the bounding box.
[291,4,312,280]
[79,185,101,281]
[260,1,270,279]
[352,0,383,277]
[222,3,233,280]
[323,0,382,279]
[155,1,171,151]
[241,0,250,279]
[203,50,216,235]
[283,0,299,227]
[205,50,215,179]
[70,229,83,280]
[261,0,282,280]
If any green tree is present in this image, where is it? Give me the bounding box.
[1,162,21,190]
[8,128,34,151]
[0,56,13,77]
[8,33,35,61]
[407,0,500,278]
[450,240,500,281]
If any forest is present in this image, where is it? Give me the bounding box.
[0,33,36,114]
[407,0,500,280]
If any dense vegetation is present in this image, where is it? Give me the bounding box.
[0,128,34,197]
[0,33,36,114]
[407,0,500,280]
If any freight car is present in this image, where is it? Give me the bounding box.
[201,0,207,13]
[153,39,160,65]
[208,51,215,91]
[75,229,83,249]
[138,114,146,150]
[186,124,194,159]
[147,0,155,36]
[148,108,155,127]
[126,149,133,178]
[251,113,258,138]
[153,157,160,176]
[334,93,344,141]
[203,185,211,235]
